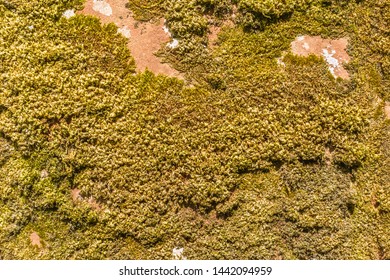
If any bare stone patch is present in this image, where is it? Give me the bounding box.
[80,0,182,78]
[71,188,81,202]
[208,21,235,48]
[324,147,333,166]
[87,196,101,210]
[30,232,42,248]
[71,188,101,210]
[208,25,222,47]
[207,5,237,48]
[291,35,350,79]
[385,102,390,119]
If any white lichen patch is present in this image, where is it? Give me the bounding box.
[163,24,172,37]
[276,57,286,67]
[322,49,339,77]
[322,49,339,68]
[167,39,179,49]
[172,247,186,260]
[40,169,49,179]
[117,26,131,38]
[63,9,76,19]
[93,0,113,16]
[164,20,178,49]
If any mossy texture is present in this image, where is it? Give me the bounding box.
[0,0,389,259]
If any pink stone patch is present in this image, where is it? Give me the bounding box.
[79,0,182,78]
[385,102,390,119]
[291,36,350,79]
[30,232,42,248]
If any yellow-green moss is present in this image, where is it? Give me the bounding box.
[0,0,389,259]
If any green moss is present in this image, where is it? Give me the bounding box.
[0,0,389,259]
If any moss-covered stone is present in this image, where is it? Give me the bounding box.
[0,0,388,259]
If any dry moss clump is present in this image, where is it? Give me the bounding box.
[0,0,389,259]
